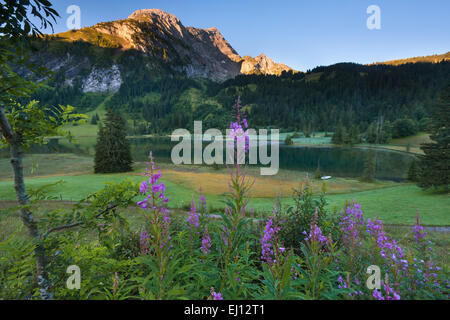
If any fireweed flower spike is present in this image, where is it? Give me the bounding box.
[304,207,328,244]
[261,217,275,264]
[137,152,173,299]
[200,227,212,255]
[219,97,256,293]
[227,96,250,163]
[187,196,200,230]
[260,205,294,299]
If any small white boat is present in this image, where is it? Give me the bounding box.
[321,176,332,180]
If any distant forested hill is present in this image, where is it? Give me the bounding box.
[20,9,449,136]
[370,52,450,66]
[28,58,450,135]
[219,61,450,133]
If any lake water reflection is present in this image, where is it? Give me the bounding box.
[6,136,414,181]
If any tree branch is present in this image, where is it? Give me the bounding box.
[41,203,119,240]
[0,85,17,95]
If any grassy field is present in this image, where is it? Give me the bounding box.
[0,126,446,228]
[0,151,447,270]
[0,154,448,225]
[390,132,432,146]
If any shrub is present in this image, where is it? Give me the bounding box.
[284,134,294,145]
[279,179,339,253]
[391,118,418,138]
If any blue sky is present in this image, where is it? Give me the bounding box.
[40,0,450,71]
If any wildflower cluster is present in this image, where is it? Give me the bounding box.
[337,275,364,298]
[337,202,445,300]
[339,202,364,247]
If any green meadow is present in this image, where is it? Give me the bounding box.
[0,153,448,226]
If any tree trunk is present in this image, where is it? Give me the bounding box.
[0,107,53,299]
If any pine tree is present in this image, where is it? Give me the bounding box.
[349,125,361,145]
[417,85,450,190]
[332,121,347,145]
[94,109,133,173]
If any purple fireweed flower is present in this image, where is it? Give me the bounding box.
[383,283,401,300]
[210,288,223,300]
[140,180,148,194]
[339,201,365,248]
[212,292,223,300]
[373,289,384,300]
[152,182,165,193]
[187,197,200,229]
[261,208,285,265]
[227,97,250,155]
[304,223,328,244]
[200,228,212,254]
[342,203,444,298]
[261,218,275,264]
[137,153,172,253]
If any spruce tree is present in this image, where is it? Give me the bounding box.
[94,109,133,173]
[332,121,349,145]
[417,85,450,190]
[408,159,420,182]
[349,125,361,145]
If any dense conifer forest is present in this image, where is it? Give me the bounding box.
[28,45,449,136]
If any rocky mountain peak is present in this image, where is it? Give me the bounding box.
[128,9,180,23]
[42,9,294,84]
[241,53,291,76]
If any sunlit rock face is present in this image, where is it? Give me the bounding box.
[240,54,292,76]
[32,9,294,90]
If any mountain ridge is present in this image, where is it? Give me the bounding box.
[29,9,449,96]
[42,8,293,83]
[369,52,450,66]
